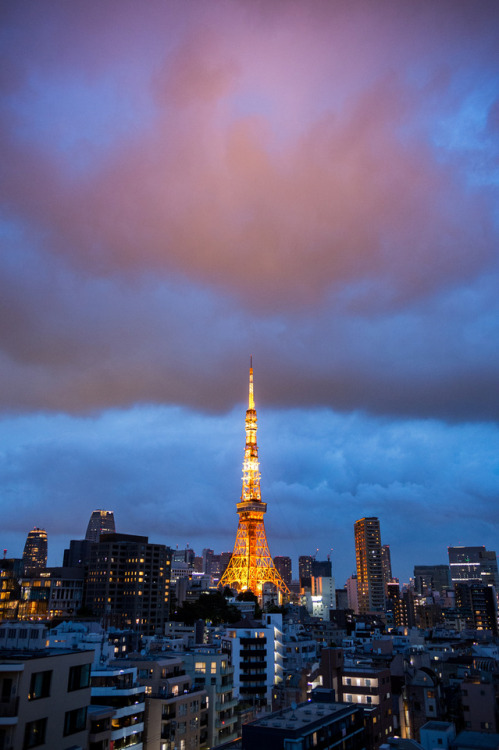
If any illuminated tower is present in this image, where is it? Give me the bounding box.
[219,361,290,599]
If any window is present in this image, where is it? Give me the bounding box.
[64,706,87,736]
[23,717,47,748]
[211,662,217,674]
[195,662,206,673]
[28,671,52,700]
[68,663,90,691]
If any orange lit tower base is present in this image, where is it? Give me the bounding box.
[219,361,290,600]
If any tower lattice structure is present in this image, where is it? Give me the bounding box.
[219,361,290,599]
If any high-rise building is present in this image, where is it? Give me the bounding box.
[22,527,47,575]
[274,556,292,586]
[85,533,171,635]
[219,361,289,599]
[448,546,499,588]
[85,510,116,543]
[298,556,314,589]
[455,583,498,635]
[354,517,385,614]
[381,544,392,591]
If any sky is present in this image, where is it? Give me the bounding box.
[1,1,499,586]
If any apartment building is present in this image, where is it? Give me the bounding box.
[0,647,93,750]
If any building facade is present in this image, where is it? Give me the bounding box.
[0,647,93,750]
[85,533,171,635]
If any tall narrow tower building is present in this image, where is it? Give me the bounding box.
[354,517,385,614]
[219,361,289,599]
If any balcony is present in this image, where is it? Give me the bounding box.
[0,697,19,725]
[215,714,238,729]
[215,697,238,712]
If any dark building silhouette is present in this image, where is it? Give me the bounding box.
[22,527,47,575]
[312,559,332,578]
[85,510,116,543]
[413,564,451,594]
[84,533,171,635]
[299,555,314,589]
[381,544,392,591]
[63,539,92,569]
[273,556,292,587]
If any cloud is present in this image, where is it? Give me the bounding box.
[1,406,498,584]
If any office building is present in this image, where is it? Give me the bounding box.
[62,538,92,568]
[85,533,171,635]
[22,527,47,575]
[85,509,116,543]
[448,546,499,588]
[354,517,385,614]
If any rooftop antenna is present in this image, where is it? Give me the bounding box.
[3,549,6,559]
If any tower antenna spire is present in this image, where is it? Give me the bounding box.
[249,356,254,410]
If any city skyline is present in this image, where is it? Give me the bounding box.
[1,2,499,586]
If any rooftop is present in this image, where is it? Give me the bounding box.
[452,732,499,750]
[250,700,355,731]
[421,722,455,732]
[0,648,94,662]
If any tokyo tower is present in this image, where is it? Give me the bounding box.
[219,360,290,599]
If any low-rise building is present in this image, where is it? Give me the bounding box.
[242,699,365,750]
